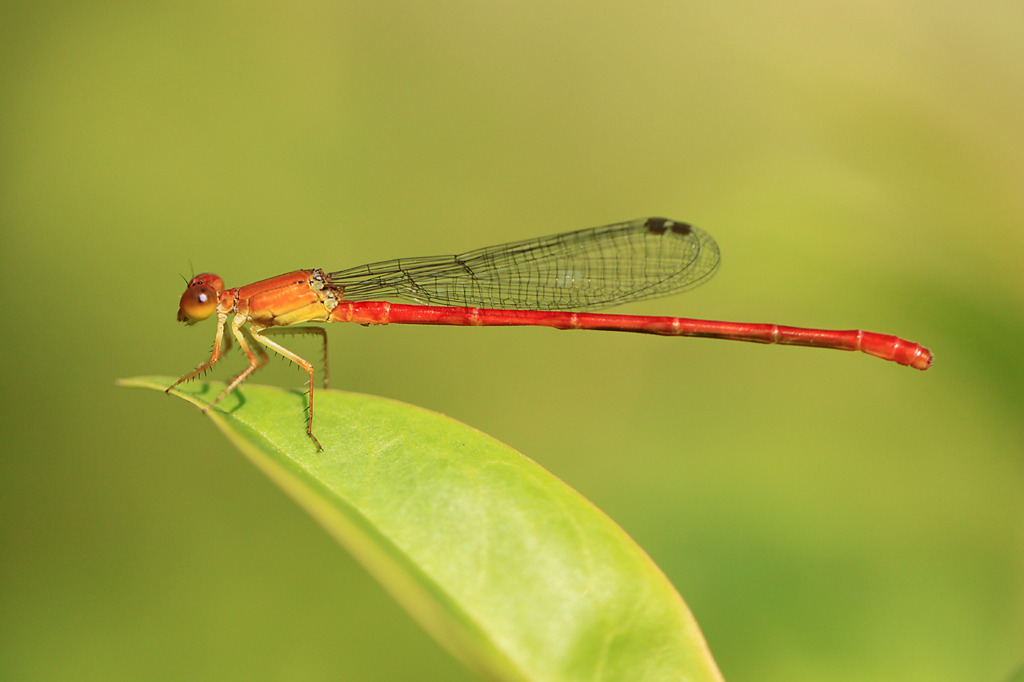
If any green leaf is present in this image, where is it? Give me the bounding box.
[120,376,724,682]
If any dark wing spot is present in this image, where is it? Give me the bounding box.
[645,217,668,234]
[644,217,692,235]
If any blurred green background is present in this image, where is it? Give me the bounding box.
[1,1,1021,680]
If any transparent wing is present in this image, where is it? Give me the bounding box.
[328,217,720,311]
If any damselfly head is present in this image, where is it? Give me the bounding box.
[177,273,224,324]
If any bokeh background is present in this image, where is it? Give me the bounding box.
[2,2,1021,681]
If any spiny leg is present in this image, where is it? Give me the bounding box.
[206,316,269,411]
[250,327,323,451]
[168,310,230,392]
[262,326,330,388]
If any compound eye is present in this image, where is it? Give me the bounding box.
[177,285,219,323]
